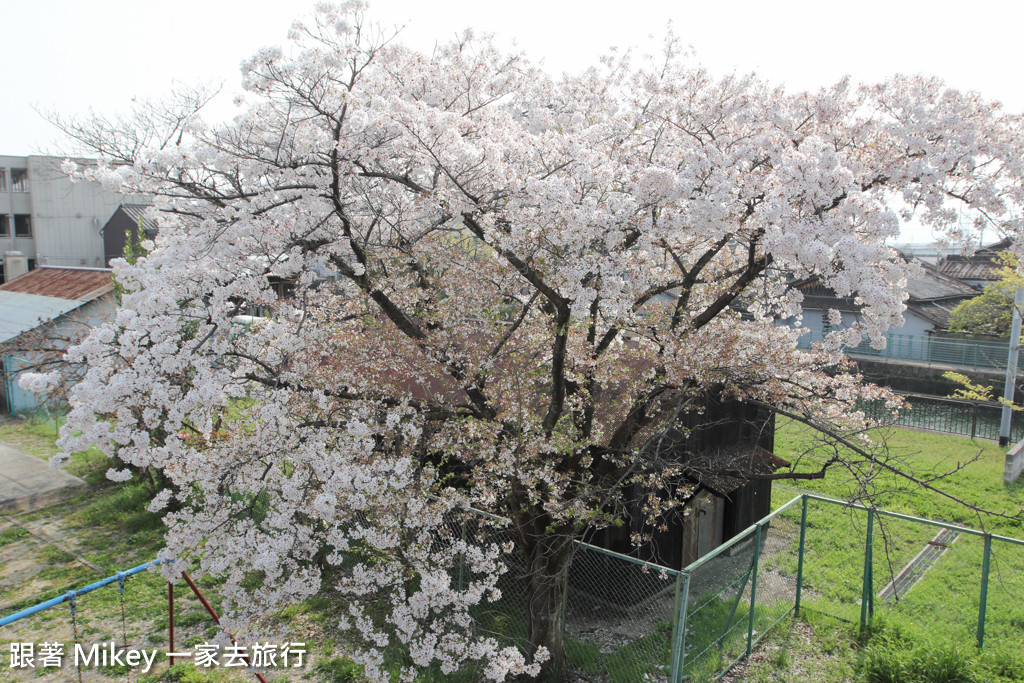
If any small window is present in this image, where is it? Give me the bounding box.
[0,216,8,236]
[10,168,28,193]
[0,169,6,192]
[14,215,31,237]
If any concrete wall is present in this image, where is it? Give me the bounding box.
[852,357,1024,402]
[0,157,36,266]
[0,156,127,271]
[27,157,125,268]
[1005,439,1024,484]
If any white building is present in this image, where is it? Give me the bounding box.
[0,155,127,280]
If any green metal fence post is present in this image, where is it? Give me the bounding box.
[860,508,875,633]
[668,572,682,681]
[669,572,691,683]
[977,533,992,648]
[747,524,763,656]
[795,495,808,617]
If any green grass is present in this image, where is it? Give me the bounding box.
[732,612,1024,683]
[773,419,1024,533]
[6,416,1021,682]
[743,421,1024,682]
[0,526,29,546]
[0,413,113,483]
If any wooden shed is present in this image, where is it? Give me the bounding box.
[585,390,786,572]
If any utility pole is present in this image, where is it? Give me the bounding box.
[999,288,1024,446]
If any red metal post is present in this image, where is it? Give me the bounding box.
[180,571,268,683]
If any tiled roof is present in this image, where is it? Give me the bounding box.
[938,260,1001,282]
[0,267,114,301]
[906,300,962,329]
[797,262,976,306]
[905,261,979,301]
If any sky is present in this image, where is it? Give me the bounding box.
[3,0,1023,242]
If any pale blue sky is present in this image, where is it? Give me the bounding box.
[3,0,1021,243]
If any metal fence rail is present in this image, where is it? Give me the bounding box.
[675,493,1024,681]
[860,392,1024,442]
[796,330,1024,372]
[5,497,1022,682]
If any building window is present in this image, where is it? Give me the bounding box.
[0,216,7,235]
[14,215,31,237]
[10,169,28,193]
[0,169,6,192]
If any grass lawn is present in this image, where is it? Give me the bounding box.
[0,416,317,682]
[773,420,1024,533]
[734,420,1024,683]
[0,414,113,481]
[5,414,1024,682]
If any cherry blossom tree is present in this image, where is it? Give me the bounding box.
[46,3,1024,680]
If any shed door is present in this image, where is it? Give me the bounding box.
[696,493,725,559]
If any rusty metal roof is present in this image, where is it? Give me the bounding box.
[0,267,113,301]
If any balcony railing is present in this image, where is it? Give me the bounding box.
[796,329,1024,371]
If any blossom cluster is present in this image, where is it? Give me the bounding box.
[47,3,1024,680]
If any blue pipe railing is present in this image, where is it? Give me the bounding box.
[0,558,161,627]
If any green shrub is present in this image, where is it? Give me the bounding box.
[314,656,363,682]
[864,646,910,683]
[912,645,975,683]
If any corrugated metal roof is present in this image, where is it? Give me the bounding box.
[119,204,151,223]
[0,267,113,301]
[0,292,83,343]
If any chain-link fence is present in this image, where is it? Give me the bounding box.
[431,493,1024,682]
[673,495,803,680]
[795,494,1024,649]
[6,496,1021,682]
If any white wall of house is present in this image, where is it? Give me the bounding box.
[0,156,126,272]
[27,157,125,268]
[2,294,116,414]
[790,308,937,342]
[892,312,935,337]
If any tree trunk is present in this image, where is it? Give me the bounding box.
[523,533,573,682]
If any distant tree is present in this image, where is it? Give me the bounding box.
[948,283,1015,337]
